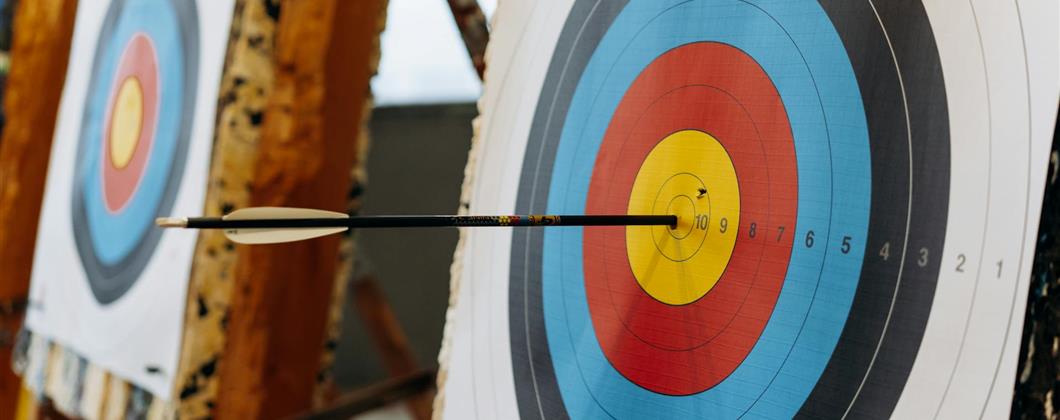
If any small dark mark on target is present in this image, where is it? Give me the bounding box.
[221,202,235,215]
[145,365,163,375]
[697,188,707,198]
[199,357,218,377]
[197,295,209,318]
[247,34,266,49]
[248,110,264,126]
[179,376,200,399]
[264,0,281,21]
[348,182,364,199]
[221,91,237,106]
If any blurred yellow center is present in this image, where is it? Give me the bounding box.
[109,77,144,169]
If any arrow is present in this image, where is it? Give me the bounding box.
[156,206,677,244]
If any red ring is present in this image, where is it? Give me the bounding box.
[102,33,159,213]
[583,42,798,395]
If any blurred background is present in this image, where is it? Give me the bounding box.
[334,0,489,397]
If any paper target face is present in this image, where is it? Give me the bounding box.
[71,0,198,304]
[27,0,233,397]
[441,0,1058,419]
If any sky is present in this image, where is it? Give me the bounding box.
[371,0,497,106]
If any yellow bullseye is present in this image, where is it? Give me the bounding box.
[626,130,740,305]
[108,76,144,169]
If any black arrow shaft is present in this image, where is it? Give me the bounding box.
[185,215,676,229]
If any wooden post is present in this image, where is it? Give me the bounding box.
[445,0,488,79]
[352,275,433,420]
[0,0,78,416]
[215,0,386,417]
[297,370,435,420]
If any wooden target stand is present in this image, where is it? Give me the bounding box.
[0,0,485,418]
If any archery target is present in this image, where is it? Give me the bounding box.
[72,0,198,304]
[27,0,233,398]
[440,0,1058,419]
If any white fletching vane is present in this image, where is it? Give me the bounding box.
[222,206,349,244]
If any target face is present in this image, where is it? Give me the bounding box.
[441,0,1058,418]
[26,0,233,397]
[71,0,199,304]
[507,1,942,416]
[581,41,799,396]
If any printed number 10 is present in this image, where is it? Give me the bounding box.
[694,214,708,230]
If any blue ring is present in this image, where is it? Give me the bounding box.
[71,0,198,304]
[78,0,185,264]
[541,0,871,417]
